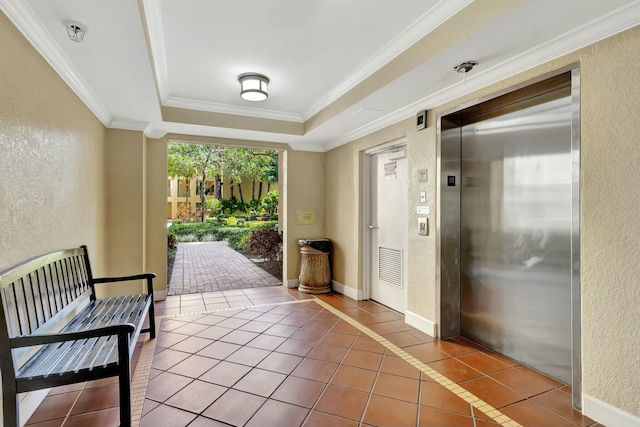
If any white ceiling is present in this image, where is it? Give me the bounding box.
[2,0,639,151]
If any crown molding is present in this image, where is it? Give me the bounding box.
[107,119,168,139]
[141,0,169,102]
[322,1,640,152]
[164,96,304,123]
[107,118,166,139]
[301,0,473,121]
[0,0,112,126]
[108,118,148,131]
[286,141,326,153]
[144,123,168,139]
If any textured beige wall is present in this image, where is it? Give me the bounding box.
[578,28,640,417]
[325,26,640,417]
[104,129,147,296]
[146,138,168,294]
[0,11,107,272]
[0,10,107,424]
[324,115,436,320]
[325,122,409,288]
[406,120,438,320]
[282,150,326,284]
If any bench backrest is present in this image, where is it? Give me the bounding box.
[0,246,95,340]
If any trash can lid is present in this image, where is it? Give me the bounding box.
[298,238,331,253]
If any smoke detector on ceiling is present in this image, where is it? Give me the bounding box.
[453,60,478,74]
[63,20,88,42]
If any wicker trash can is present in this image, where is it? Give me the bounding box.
[298,238,331,294]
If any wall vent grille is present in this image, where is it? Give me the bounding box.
[378,247,403,288]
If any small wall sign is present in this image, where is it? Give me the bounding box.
[384,161,397,180]
[416,110,427,130]
[296,210,316,225]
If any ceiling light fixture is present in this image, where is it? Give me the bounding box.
[238,73,269,101]
[63,20,88,42]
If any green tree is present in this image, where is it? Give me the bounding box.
[258,150,278,201]
[168,142,222,222]
[265,154,278,194]
[221,147,250,204]
[168,143,196,217]
[244,150,278,202]
[168,144,279,217]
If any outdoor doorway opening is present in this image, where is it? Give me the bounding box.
[165,141,282,296]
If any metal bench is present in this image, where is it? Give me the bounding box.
[0,246,156,427]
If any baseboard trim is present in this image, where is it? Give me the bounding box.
[10,389,50,427]
[331,280,364,300]
[405,310,437,338]
[583,394,640,427]
[154,288,167,301]
[287,279,299,289]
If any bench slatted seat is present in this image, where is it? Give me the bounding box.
[0,246,156,427]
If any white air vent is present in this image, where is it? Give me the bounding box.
[378,247,403,288]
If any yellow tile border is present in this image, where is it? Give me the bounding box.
[133,296,522,427]
[161,297,312,319]
[130,319,161,427]
[312,297,523,427]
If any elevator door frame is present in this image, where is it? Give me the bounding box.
[436,68,582,409]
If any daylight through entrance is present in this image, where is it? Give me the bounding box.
[166,142,282,295]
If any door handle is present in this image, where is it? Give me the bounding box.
[368,224,376,230]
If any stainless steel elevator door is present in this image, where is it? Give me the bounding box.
[460,95,573,383]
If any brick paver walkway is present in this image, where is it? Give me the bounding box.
[168,241,282,295]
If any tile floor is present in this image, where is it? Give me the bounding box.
[25,287,603,427]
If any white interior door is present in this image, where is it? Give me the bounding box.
[369,147,408,313]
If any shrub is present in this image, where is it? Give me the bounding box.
[167,230,177,253]
[227,229,252,250]
[201,233,218,242]
[260,191,279,215]
[205,198,222,216]
[215,227,246,241]
[246,199,261,216]
[176,204,203,222]
[238,233,251,251]
[169,221,219,238]
[177,234,198,242]
[249,228,282,261]
[244,220,278,231]
[226,216,238,226]
[221,197,247,214]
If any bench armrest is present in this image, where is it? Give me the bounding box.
[10,323,136,348]
[93,273,156,297]
[93,273,156,283]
